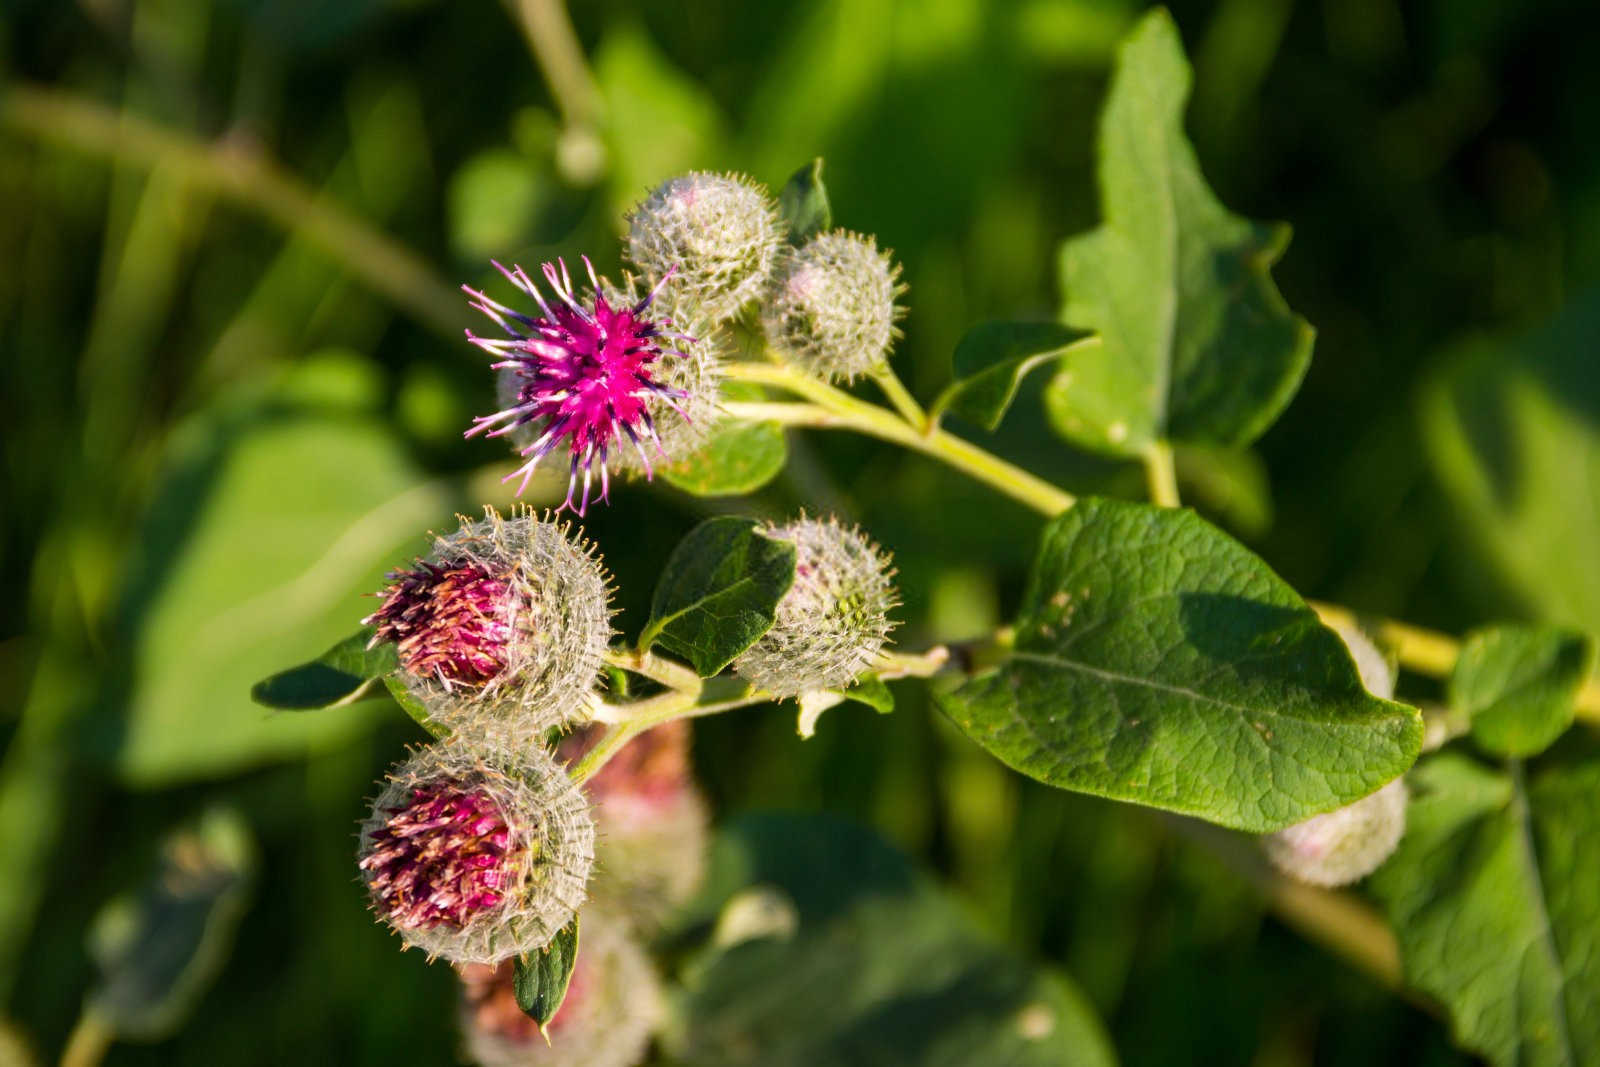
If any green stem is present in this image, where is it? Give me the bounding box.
[602,646,703,695]
[512,0,602,127]
[724,362,1075,515]
[60,1010,113,1067]
[871,364,929,432]
[0,84,464,337]
[1141,440,1181,508]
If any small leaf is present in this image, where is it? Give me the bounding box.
[777,158,832,244]
[932,321,1095,431]
[1369,750,1600,1067]
[86,809,254,1040]
[250,630,397,710]
[1046,10,1313,457]
[641,517,797,676]
[381,675,449,739]
[796,673,894,738]
[1172,443,1274,538]
[513,917,580,1030]
[1451,624,1593,758]
[660,417,788,497]
[935,497,1421,832]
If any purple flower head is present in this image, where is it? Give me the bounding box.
[463,257,695,515]
[359,778,520,931]
[358,744,596,965]
[364,559,513,686]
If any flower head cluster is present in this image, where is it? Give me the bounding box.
[1265,621,1408,886]
[359,743,595,964]
[558,720,709,931]
[763,230,904,382]
[464,257,700,514]
[457,912,660,1067]
[734,515,898,697]
[367,509,612,746]
[626,171,782,321]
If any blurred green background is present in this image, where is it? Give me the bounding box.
[4,0,1599,1062]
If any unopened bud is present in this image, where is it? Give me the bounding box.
[734,516,898,697]
[625,172,782,321]
[762,230,903,382]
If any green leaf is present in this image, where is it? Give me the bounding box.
[777,158,832,244]
[1369,751,1600,1067]
[1045,9,1313,457]
[932,321,1096,431]
[641,517,797,676]
[380,675,449,739]
[86,809,254,1040]
[114,352,456,785]
[513,917,580,1029]
[935,497,1421,832]
[1450,624,1593,758]
[796,673,894,738]
[660,415,788,497]
[1421,291,1600,640]
[250,630,396,710]
[669,813,1116,1067]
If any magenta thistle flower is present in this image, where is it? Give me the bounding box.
[365,560,513,686]
[463,257,695,514]
[360,778,519,931]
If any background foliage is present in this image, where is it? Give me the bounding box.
[4,0,1599,1063]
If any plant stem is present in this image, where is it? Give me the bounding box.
[1309,602,1600,723]
[60,1011,113,1067]
[871,364,929,431]
[1,85,464,337]
[724,361,1076,515]
[602,646,704,695]
[511,0,602,127]
[1141,440,1181,508]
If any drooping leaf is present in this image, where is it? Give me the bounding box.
[1369,750,1600,1067]
[1421,291,1600,640]
[669,813,1116,1067]
[513,917,580,1029]
[1450,624,1593,758]
[250,630,396,710]
[935,497,1421,832]
[1045,9,1313,457]
[933,321,1095,431]
[641,517,797,676]
[86,809,254,1040]
[777,158,832,244]
[660,416,788,497]
[796,673,894,738]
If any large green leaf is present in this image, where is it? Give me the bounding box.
[1369,750,1600,1067]
[668,813,1115,1067]
[935,497,1421,832]
[933,320,1096,431]
[1045,9,1313,457]
[1451,624,1593,758]
[1421,291,1600,639]
[640,517,797,676]
[114,353,456,785]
